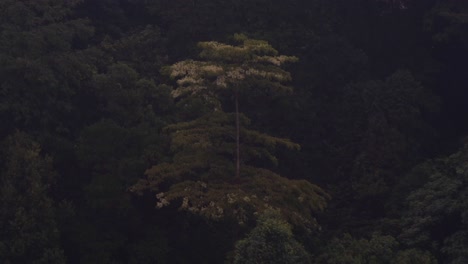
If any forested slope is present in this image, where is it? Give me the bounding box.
[1,0,467,263]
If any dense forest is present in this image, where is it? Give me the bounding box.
[1,0,468,263]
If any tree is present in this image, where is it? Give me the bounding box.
[0,133,65,264]
[233,210,311,264]
[67,64,173,262]
[400,140,468,263]
[0,0,95,137]
[317,233,435,264]
[424,1,468,140]
[131,35,328,229]
[317,70,437,228]
[167,33,298,178]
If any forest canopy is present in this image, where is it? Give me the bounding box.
[1,0,468,263]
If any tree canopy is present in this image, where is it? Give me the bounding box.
[131,36,328,229]
[1,0,468,263]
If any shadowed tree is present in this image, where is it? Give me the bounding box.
[400,139,468,263]
[317,233,435,264]
[233,210,311,264]
[0,133,65,264]
[0,0,95,137]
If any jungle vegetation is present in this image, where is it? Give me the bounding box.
[1,0,467,263]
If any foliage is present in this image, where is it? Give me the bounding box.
[132,36,328,229]
[233,210,311,264]
[347,70,437,196]
[316,69,437,229]
[317,233,436,264]
[91,62,172,127]
[166,33,298,114]
[0,133,65,263]
[400,141,468,263]
[0,0,467,263]
[99,25,168,80]
[0,0,95,136]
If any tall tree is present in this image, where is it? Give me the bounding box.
[132,35,328,229]
[167,33,298,178]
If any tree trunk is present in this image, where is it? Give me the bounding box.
[235,90,240,179]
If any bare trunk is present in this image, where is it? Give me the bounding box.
[235,91,240,179]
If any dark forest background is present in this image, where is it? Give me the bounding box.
[1,0,468,263]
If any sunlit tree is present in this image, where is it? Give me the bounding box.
[132,35,328,229]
